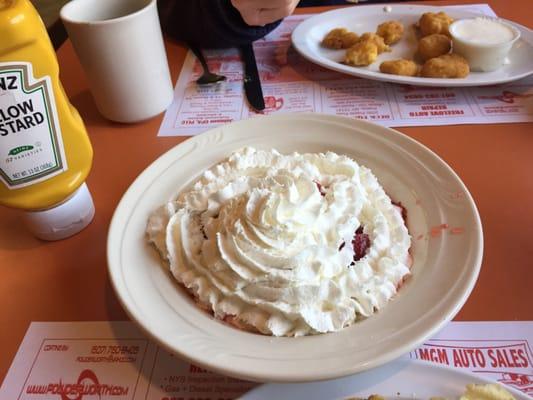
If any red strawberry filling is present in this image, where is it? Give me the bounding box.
[314,180,327,196]
[352,226,370,262]
[391,200,408,225]
[315,181,408,266]
[339,227,371,265]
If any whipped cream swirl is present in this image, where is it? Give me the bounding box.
[147,147,411,336]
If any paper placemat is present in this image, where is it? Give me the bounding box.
[1,321,532,399]
[158,4,532,136]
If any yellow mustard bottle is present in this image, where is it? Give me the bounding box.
[0,0,94,240]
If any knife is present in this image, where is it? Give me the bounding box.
[240,43,265,111]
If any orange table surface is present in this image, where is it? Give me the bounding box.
[0,0,532,382]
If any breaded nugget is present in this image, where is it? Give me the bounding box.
[376,20,404,45]
[418,12,454,37]
[418,34,452,61]
[345,40,378,66]
[357,32,391,54]
[322,28,359,49]
[421,54,470,78]
[461,383,516,400]
[379,59,419,76]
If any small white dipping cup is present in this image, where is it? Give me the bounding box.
[449,17,520,72]
[60,0,173,122]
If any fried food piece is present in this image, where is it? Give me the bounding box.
[379,59,419,76]
[461,383,516,400]
[357,32,391,53]
[346,396,385,400]
[418,12,454,37]
[322,28,359,49]
[345,41,378,66]
[418,33,452,61]
[421,54,470,78]
[376,20,404,45]
[344,32,392,67]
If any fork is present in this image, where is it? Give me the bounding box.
[189,44,226,85]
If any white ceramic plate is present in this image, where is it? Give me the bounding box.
[107,113,483,382]
[241,359,530,400]
[291,5,533,87]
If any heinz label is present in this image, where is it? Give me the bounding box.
[0,62,67,189]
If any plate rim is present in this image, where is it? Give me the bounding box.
[291,4,533,87]
[107,113,483,382]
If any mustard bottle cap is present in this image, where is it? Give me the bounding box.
[22,182,95,241]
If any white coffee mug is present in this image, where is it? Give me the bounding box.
[60,0,173,123]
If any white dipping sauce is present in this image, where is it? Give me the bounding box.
[452,17,516,44]
[450,17,520,71]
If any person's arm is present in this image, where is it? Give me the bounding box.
[159,0,292,48]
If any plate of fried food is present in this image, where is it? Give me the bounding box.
[242,359,529,400]
[291,4,533,87]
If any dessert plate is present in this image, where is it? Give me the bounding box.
[291,4,533,87]
[242,359,530,400]
[107,113,483,382]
